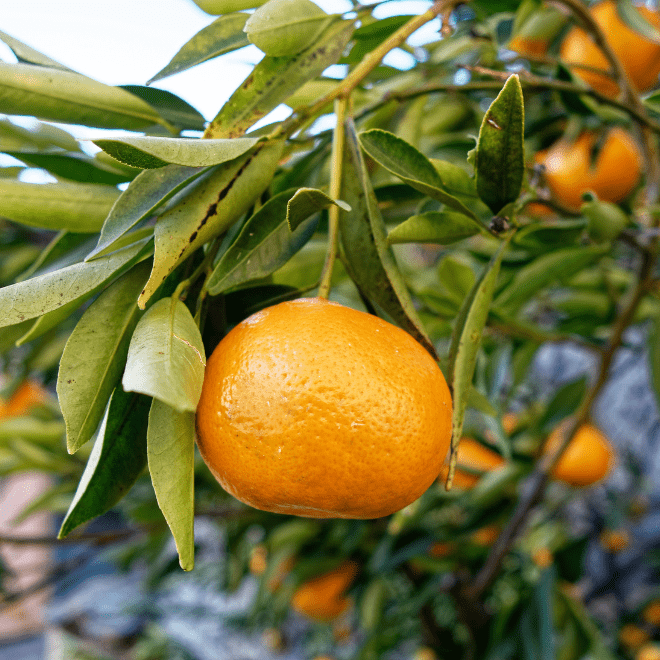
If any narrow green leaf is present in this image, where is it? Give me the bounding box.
[0,180,119,233]
[16,298,85,346]
[649,314,660,414]
[94,136,260,169]
[513,219,587,252]
[0,62,165,131]
[286,187,350,231]
[341,119,437,359]
[119,85,206,132]
[0,117,79,152]
[148,14,250,84]
[0,30,76,71]
[493,245,609,315]
[0,237,151,329]
[138,139,283,308]
[467,386,497,416]
[122,297,206,413]
[617,0,660,43]
[539,376,588,434]
[57,260,151,453]
[447,236,511,465]
[474,74,525,215]
[205,19,354,138]
[6,152,133,186]
[147,400,195,571]
[387,211,481,245]
[207,189,319,294]
[58,388,150,538]
[87,165,212,261]
[358,129,482,224]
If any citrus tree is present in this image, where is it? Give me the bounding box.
[2,0,660,658]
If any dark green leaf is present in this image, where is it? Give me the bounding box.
[147,400,195,570]
[539,376,588,432]
[357,129,482,224]
[148,14,250,84]
[650,314,660,414]
[341,119,437,359]
[475,74,525,214]
[119,85,206,131]
[58,388,151,538]
[206,189,319,295]
[57,260,151,453]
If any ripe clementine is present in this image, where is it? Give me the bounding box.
[599,528,630,553]
[0,380,49,418]
[470,524,500,547]
[291,560,358,622]
[560,0,660,97]
[643,601,660,626]
[546,423,614,487]
[620,623,651,650]
[532,546,554,568]
[637,644,660,660]
[539,128,641,211]
[196,297,452,519]
[438,437,504,489]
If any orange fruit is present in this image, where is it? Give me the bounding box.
[291,560,358,622]
[196,297,452,519]
[0,380,49,418]
[643,601,660,626]
[637,644,660,660]
[509,35,548,58]
[599,529,630,553]
[532,547,554,568]
[471,524,500,546]
[429,541,453,558]
[438,438,504,489]
[546,423,614,487]
[620,623,651,650]
[502,412,519,435]
[539,128,642,212]
[560,0,660,97]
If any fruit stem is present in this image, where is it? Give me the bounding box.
[318,96,348,300]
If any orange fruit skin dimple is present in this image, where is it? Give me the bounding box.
[291,560,358,622]
[546,423,614,487]
[195,298,452,519]
[560,0,660,97]
[540,128,641,212]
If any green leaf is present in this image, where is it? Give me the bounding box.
[493,245,609,315]
[94,136,260,169]
[0,62,165,131]
[119,85,206,132]
[0,180,119,233]
[206,188,319,295]
[447,236,511,461]
[387,211,481,245]
[539,376,588,432]
[6,152,133,186]
[341,119,438,359]
[649,314,660,414]
[122,297,206,413]
[87,165,213,261]
[286,187,350,231]
[0,237,151,329]
[467,386,497,416]
[0,30,77,71]
[0,117,80,152]
[148,14,250,84]
[205,19,354,138]
[474,74,525,215]
[147,399,195,571]
[357,129,482,224]
[57,260,151,453]
[58,388,150,538]
[138,139,284,308]
[513,219,587,252]
[16,298,86,346]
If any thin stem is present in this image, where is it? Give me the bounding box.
[318,97,348,300]
[276,0,457,139]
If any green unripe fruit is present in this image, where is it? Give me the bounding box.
[581,194,628,242]
[244,0,330,56]
[191,0,266,14]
